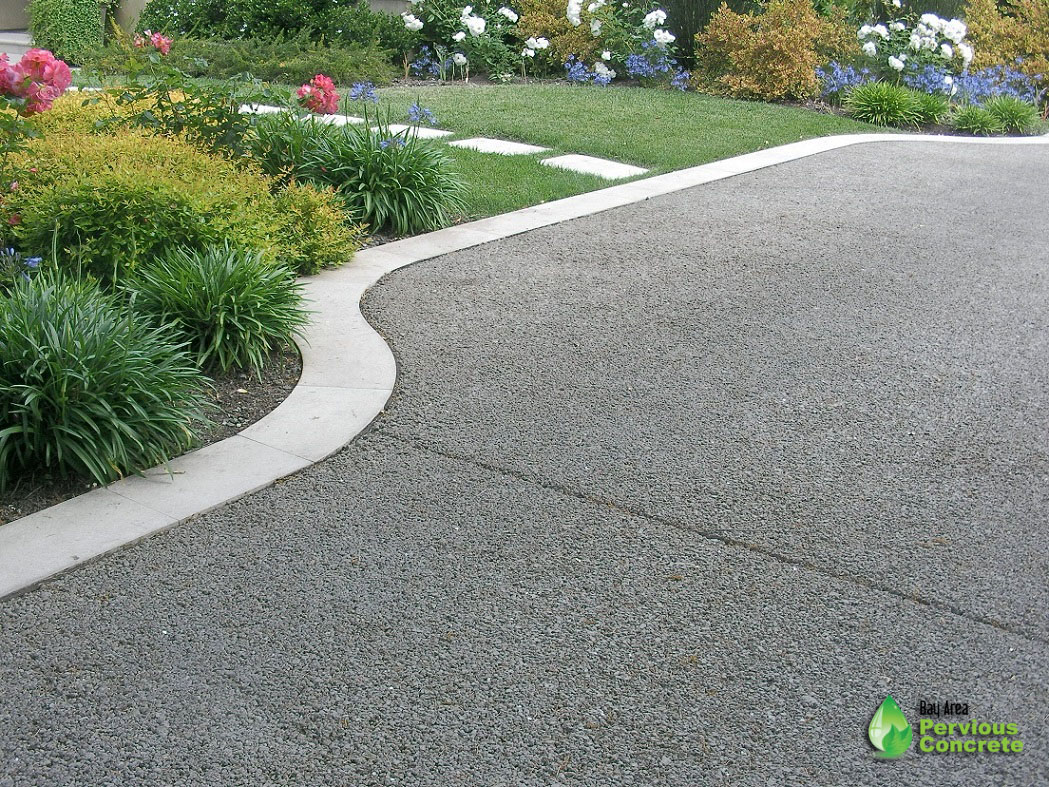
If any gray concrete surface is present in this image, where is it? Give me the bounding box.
[1,141,1047,785]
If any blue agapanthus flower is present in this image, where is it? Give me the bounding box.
[350,81,379,103]
[408,102,438,126]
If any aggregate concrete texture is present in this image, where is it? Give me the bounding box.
[0,141,1046,786]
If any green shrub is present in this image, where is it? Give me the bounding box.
[125,245,309,374]
[27,0,103,64]
[274,183,367,275]
[844,82,921,127]
[983,96,1039,135]
[139,0,228,36]
[0,273,209,489]
[692,0,857,100]
[951,104,1006,136]
[83,35,397,87]
[323,2,419,63]
[7,132,282,284]
[250,113,467,236]
[913,91,950,125]
[965,0,1049,87]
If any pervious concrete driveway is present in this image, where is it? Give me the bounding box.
[1,141,1047,786]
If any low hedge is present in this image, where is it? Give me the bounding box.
[82,35,397,86]
[9,99,365,280]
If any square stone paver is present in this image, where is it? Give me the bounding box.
[540,154,649,180]
[448,137,549,155]
[382,123,454,139]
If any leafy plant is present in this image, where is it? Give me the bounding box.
[94,46,289,159]
[693,0,857,101]
[125,245,309,375]
[912,90,950,124]
[0,273,210,489]
[982,96,1038,134]
[82,34,397,87]
[6,128,283,283]
[965,0,1049,89]
[274,183,367,275]
[250,110,466,236]
[844,81,921,126]
[26,0,103,64]
[950,104,1006,135]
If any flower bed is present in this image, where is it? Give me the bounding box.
[0,36,470,508]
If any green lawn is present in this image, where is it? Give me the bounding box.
[75,74,882,222]
[367,83,881,218]
[375,83,880,172]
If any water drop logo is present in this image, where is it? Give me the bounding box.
[868,696,912,759]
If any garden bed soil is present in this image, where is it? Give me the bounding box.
[0,347,302,526]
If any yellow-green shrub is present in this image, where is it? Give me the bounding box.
[6,106,365,280]
[515,0,600,65]
[693,0,857,101]
[5,132,279,283]
[274,182,367,275]
[965,0,1049,85]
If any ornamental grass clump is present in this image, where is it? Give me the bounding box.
[249,97,466,236]
[951,103,1006,135]
[844,81,922,127]
[125,245,309,375]
[0,273,210,489]
[982,95,1039,134]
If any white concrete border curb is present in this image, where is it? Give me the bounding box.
[1,132,1046,599]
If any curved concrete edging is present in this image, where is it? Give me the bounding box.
[1,131,1046,599]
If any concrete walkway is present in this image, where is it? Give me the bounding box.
[1,142,1047,785]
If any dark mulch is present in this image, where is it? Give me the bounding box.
[0,346,302,526]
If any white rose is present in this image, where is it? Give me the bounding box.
[498,6,519,22]
[940,43,953,58]
[594,61,615,78]
[534,37,550,49]
[401,12,424,31]
[601,50,611,60]
[943,19,967,44]
[653,28,675,45]
[958,42,973,63]
[858,24,872,38]
[453,30,466,41]
[642,9,667,29]
[862,41,877,56]
[464,15,486,35]
[567,0,582,25]
[888,56,904,71]
[872,24,888,39]
[452,52,468,65]
[522,47,535,57]
[889,22,905,32]
[590,19,602,35]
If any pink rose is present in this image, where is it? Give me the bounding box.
[149,32,172,55]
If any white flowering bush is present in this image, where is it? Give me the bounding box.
[406,0,524,79]
[560,2,688,87]
[855,11,972,86]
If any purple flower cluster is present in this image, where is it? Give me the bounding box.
[407,102,438,126]
[624,41,688,90]
[564,56,593,84]
[410,46,440,79]
[349,81,378,103]
[901,64,953,95]
[0,246,42,287]
[954,64,1040,105]
[625,41,673,78]
[816,61,875,101]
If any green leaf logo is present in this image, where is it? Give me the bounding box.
[868,695,912,759]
